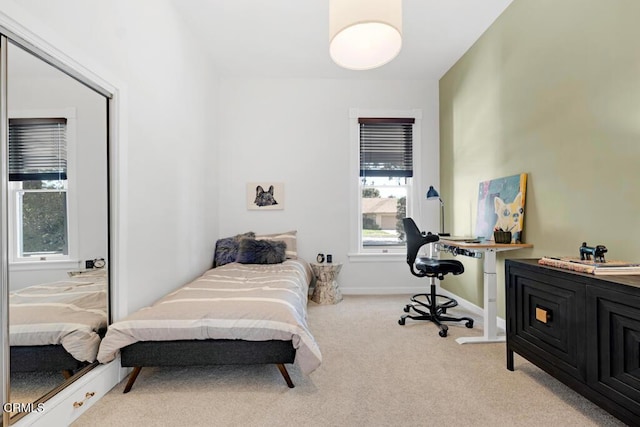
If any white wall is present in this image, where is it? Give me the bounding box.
[0,0,220,313]
[1,0,441,308]
[217,78,440,293]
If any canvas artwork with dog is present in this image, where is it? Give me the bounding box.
[247,183,284,210]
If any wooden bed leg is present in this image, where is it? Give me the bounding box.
[62,370,73,379]
[276,364,295,388]
[123,367,142,393]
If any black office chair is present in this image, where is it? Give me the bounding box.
[398,217,474,337]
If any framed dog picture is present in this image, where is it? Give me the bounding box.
[247,182,284,210]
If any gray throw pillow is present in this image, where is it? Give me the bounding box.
[213,232,255,267]
[236,239,286,264]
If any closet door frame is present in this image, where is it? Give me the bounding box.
[1,33,9,427]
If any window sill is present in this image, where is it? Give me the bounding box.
[348,252,405,263]
[9,259,81,271]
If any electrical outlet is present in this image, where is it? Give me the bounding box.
[85,260,94,269]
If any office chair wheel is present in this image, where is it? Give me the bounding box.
[465,320,474,328]
[439,329,448,338]
[403,305,410,313]
[398,317,406,326]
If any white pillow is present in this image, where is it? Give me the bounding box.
[255,230,297,259]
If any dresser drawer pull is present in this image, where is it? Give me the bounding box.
[535,306,552,324]
[73,391,96,409]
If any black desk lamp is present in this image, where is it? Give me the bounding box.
[426,185,450,236]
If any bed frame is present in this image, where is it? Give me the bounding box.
[10,345,89,379]
[120,339,297,393]
[10,326,105,379]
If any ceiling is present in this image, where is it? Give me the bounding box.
[172,0,513,80]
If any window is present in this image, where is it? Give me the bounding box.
[349,110,422,257]
[8,117,71,261]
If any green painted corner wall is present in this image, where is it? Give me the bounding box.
[439,0,640,318]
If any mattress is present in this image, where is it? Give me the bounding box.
[97,259,322,374]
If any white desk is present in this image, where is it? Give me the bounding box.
[437,240,533,344]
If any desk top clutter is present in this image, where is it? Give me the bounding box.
[539,242,640,275]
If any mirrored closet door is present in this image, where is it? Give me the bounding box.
[1,36,111,425]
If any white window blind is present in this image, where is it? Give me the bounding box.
[9,117,67,181]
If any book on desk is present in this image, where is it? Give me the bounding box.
[539,256,640,275]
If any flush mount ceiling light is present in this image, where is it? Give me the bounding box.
[329,0,402,71]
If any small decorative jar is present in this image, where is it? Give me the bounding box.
[494,230,512,244]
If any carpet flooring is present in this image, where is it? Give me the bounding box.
[73,295,625,426]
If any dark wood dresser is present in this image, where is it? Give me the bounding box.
[505,258,640,425]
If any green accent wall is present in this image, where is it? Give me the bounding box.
[439,0,640,317]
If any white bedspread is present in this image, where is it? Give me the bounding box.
[10,269,108,362]
[97,259,322,375]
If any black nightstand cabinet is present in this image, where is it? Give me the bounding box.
[506,259,640,425]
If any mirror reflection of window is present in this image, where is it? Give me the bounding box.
[9,118,70,260]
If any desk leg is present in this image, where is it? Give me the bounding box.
[456,249,505,344]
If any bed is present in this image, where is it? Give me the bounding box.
[9,269,108,377]
[97,231,322,392]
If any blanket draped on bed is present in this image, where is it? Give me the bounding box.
[10,269,108,362]
[97,259,322,374]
